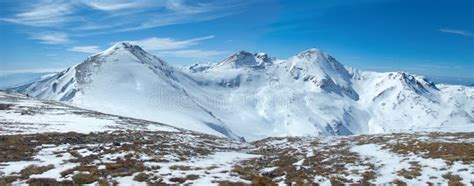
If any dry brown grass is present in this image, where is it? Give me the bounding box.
[72,173,98,184]
[238,138,373,185]
[186,174,200,180]
[360,170,376,183]
[0,176,20,184]
[397,161,422,179]
[354,133,474,164]
[169,165,192,171]
[388,141,474,163]
[232,165,257,180]
[27,178,74,186]
[106,158,146,177]
[0,129,245,184]
[1,130,472,185]
[218,181,248,186]
[169,177,186,183]
[133,172,151,182]
[252,175,276,186]
[0,135,37,162]
[330,176,348,186]
[442,172,463,186]
[19,164,55,179]
[392,179,407,186]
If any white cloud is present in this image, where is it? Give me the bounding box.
[2,0,251,47]
[31,32,70,44]
[122,12,235,32]
[118,35,215,51]
[158,49,226,58]
[165,0,210,14]
[3,0,245,29]
[120,1,247,32]
[114,35,224,59]
[2,1,76,27]
[81,0,146,11]
[440,28,473,37]
[68,46,102,53]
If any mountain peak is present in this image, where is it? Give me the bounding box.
[255,52,271,62]
[387,71,438,92]
[74,42,170,79]
[296,48,326,59]
[229,51,272,62]
[211,50,273,70]
[102,42,147,56]
[231,51,254,58]
[108,42,136,51]
[292,48,343,69]
[11,44,473,141]
[302,48,322,53]
[112,42,132,48]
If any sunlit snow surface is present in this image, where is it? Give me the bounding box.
[10,43,474,141]
[0,91,178,135]
[352,144,473,185]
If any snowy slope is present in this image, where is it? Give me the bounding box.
[0,91,179,134]
[180,49,369,140]
[11,43,240,140]
[12,43,474,140]
[350,70,473,133]
[180,48,473,140]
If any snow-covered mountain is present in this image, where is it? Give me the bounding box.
[12,43,474,140]
[12,43,240,140]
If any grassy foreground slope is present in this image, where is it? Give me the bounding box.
[0,91,473,185]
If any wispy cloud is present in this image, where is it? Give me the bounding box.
[440,28,474,37]
[120,1,247,32]
[158,49,226,58]
[68,46,102,53]
[114,35,224,58]
[2,0,250,46]
[2,1,76,27]
[31,32,70,44]
[3,0,247,31]
[81,0,148,11]
[118,35,215,51]
[165,0,213,14]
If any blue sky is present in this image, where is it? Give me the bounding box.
[0,0,473,84]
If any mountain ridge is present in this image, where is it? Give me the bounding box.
[10,43,474,140]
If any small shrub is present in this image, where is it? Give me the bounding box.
[19,164,55,179]
[232,165,256,180]
[133,172,150,182]
[329,177,346,186]
[361,170,376,183]
[169,177,186,183]
[392,179,407,186]
[72,173,98,184]
[169,165,192,171]
[442,172,463,186]
[186,174,200,180]
[218,181,247,186]
[28,178,74,186]
[397,161,422,179]
[252,176,276,186]
[0,176,20,184]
